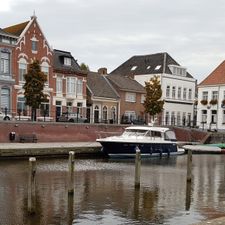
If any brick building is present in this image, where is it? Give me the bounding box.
[3,15,54,120]
[0,28,17,117]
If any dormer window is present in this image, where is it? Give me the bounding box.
[155,65,161,70]
[131,66,137,71]
[169,65,186,76]
[64,57,71,66]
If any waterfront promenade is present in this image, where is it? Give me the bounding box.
[0,142,102,157]
[193,217,225,224]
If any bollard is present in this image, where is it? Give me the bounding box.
[28,157,36,214]
[135,146,141,188]
[68,151,75,194]
[186,149,192,182]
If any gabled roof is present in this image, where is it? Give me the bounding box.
[53,49,86,75]
[0,28,18,38]
[199,60,225,86]
[87,72,119,99]
[3,21,29,36]
[110,52,193,78]
[107,74,145,93]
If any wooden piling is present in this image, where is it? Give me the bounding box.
[68,151,75,194]
[135,146,141,188]
[186,149,192,182]
[28,157,36,214]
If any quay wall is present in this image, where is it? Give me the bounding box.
[0,121,207,143]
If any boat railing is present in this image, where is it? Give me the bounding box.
[96,131,122,139]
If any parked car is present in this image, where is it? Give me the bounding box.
[58,112,87,123]
[0,111,11,120]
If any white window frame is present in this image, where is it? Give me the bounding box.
[64,57,72,66]
[67,77,76,95]
[76,79,83,95]
[125,92,136,102]
[18,58,27,82]
[166,86,170,98]
[56,76,62,94]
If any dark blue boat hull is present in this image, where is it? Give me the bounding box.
[100,141,178,157]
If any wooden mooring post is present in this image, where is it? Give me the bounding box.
[135,146,141,188]
[28,157,36,214]
[186,149,192,182]
[68,151,75,194]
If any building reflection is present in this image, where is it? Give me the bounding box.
[0,156,225,224]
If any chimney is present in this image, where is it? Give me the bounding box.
[98,67,107,75]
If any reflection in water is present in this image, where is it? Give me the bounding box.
[0,156,225,224]
[68,194,74,225]
[185,181,192,211]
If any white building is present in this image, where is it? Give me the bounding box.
[110,52,197,126]
[197,60,225,130]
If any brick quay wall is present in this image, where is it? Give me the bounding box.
[0,121,207,143]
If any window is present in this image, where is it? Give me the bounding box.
[19,63,26,82]
[169,65,186,76]
[166,86,170,98]
[155,65,161,70]
[178,87,181,99]
[177,112,181,126]
[211,110,217,123]
[223,111,225,123]
[17,97,27,116]
[2,38,10,44]
[77,79,83,95]
[111,107,116,122]
[31,40,37,52]
[124,111,136,121]
[131,66,137,71]
[182,112,186,126]
[41,62,49,85]
[141,94,145,104]
[67,77,76,95]
[125,92,136,102]
[146,66,151,70]
[56,76,62,93]
[212,91,218,100]
[202,110,207,123]
[171,111,175,125]
[102,106,108,122]
[202,91,208,100]
[67,101,73,114]
[1,87,10,110]
[188,89,192,100]
[172,86,176,99]
[64,57,71,66]
[183,88,187,100]
[165,111,169,125]
[40,101,50,117]
[0,52,10,74]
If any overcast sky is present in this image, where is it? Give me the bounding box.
[1,0,225,83]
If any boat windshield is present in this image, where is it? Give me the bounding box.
[123,129,148,136]
[164,130,177,141]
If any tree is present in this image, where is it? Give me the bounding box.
[80,62,90,71]
[143,75,164,124]
[23,60,48,121]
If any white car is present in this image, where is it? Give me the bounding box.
[0,111,11,120]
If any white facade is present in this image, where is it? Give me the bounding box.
[197,85,225,130]
[134,70,196,126]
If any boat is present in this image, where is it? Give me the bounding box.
[96,126,184,158]
[183,144,225,154]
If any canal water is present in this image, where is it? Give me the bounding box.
[1,155,225,225]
